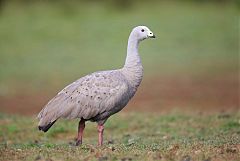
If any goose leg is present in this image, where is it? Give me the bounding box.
[97,124,104,146]
[76,119,85,146]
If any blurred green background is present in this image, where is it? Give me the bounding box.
[0,0,239,114]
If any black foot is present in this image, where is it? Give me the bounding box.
[76,140,82,146]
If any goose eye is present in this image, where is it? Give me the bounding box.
[141,29,145,32]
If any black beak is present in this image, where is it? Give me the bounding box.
[150,35,156,38]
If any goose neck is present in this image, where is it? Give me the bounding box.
[124,34,141,68]
[122,33,143,89]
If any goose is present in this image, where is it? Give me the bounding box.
[38,25,155,146]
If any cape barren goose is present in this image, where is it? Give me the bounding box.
[38,26,155,146]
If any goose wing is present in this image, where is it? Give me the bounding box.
[38,70,129,126]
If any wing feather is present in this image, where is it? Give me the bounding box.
[38,70,129,126]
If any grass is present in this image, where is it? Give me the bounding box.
[0,112,239,161]
[0,1,238,95]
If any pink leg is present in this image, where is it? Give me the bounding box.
[97,124,104,146]
[76,119,85,146]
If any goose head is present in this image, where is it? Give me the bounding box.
[131,26,156,41]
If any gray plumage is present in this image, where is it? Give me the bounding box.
[38,70,133,126]
[38,26,155,136]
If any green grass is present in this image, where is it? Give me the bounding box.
[0,112,239,161]
[0,1,238,95]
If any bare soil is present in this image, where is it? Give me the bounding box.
[0,74,239,116]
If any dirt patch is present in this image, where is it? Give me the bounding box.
[0,74,239,116]
[0,93,52,116]
[126,73,239,114]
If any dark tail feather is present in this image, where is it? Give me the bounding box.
[38,120,57,132]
